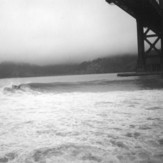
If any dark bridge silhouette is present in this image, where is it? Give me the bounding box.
[106,0,163,72]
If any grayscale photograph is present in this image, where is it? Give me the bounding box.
[0,0,163,163]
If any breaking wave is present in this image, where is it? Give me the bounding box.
[2,75,163,94]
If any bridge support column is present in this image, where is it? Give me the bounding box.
[136,20,161,72]
[160,0,163,71]
[136,20,145,71]
[161,26,163,71]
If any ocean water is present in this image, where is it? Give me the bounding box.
[0,73,163,163]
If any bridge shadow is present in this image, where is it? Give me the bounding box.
[136,75,163,90]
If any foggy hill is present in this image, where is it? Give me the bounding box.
[0,55,137,78]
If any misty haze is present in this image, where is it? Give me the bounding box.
[0,0,163,163]
[0,0,137,64]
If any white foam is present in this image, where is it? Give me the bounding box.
[0,89,163,162]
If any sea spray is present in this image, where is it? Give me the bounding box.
[0,74,163,163]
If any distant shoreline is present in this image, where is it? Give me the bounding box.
[0,55,138,79]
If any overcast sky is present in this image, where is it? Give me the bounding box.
[0,0,137,64]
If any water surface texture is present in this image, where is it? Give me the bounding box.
[0,73,163,163]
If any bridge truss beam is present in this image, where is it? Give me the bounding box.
[106,0,163,72]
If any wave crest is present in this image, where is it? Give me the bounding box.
[3,84,32,94]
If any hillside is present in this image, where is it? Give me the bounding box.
[0,55,137,78]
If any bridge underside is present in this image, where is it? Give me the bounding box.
[106,0,163,72]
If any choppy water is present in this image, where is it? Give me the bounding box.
[0,73,163,163]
